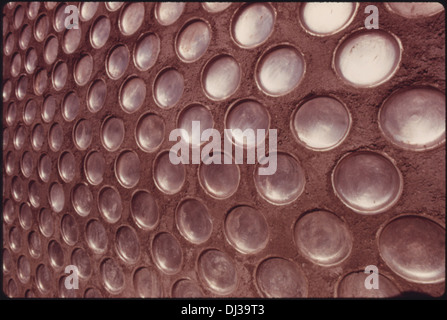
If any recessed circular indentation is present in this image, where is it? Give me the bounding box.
[19,24,32,50]
[7,279,18,298]
[31,123,45,150]
[119,76,146,113]
[172,279,204,298]
[49,182,65,213]
[16,74,28,100]
[87,79,107,113]
[133,267,162,298]
[256,45,305,96]
[71,248,92,279]
[79,2,99,21]
[294,210,352,266]
[199,152,240,199]
[31,124,45,154]
[153,68,184,109]
[115,150,140,189]
[74,53,93,86]
[300,3,357,36]
[133,32,160,71]
[119,2,145,36]
[256,257,308,297]
[14,5,25,29]
[24,99,37,125]
[105,2,124,11]
[292,96,351,151]
[36,264,53,293]
[198,249,237,295]
[62,26,82,54]
[19,202,33,230]
[52,60,68,91]
[155,2,185,26]
[379,215,445,284]
[6,151,16,176]
[202,54,240,101]
[9,226,22,252]
[152,232,183,275]
[332,151,403,214]
[3,81,13,102]
[90,15,111,49]
[177,104,214,147]
[336,271,401,298]
[379,87,446,151]
[85,286,103,298]
[115,225,140,264]
[21,151,33,178]
[385,2,444,18]
[225,99,270,148]
[334,29,402,87]
[6,102,17,125]
[28,180,40,208]
[34,68,48,95]
[3,128,9,150]
[153,150,185,194]
[101,117,125,151]
[86,219,108,254]
[11,176,24,202]
[254,152,306,205]
[4,32,15,56]
[231,3,275,49]
[34,13,49,42]
[3,199,16,224]
[106,44,129,80]
[17,255,31,284]
[71,183,93,217]
[3,249,13,274]
[43,35,58,65]
[42,95,57,123]
[39,208,54,238]
[28,230,41,258]
[85,151,106,186]
[135,112,165,153]
[225,206,269,254]
[11,52,22,77]
[131,190,159,230]
[58,151,76,182]
[202,2,232,13]
[27,2,40,20]
[48,122,63,152]
[176,19,211,63]
[62,91,80,122]
[101,258,124,294]
[38,154,52,182]
[176,198,213,245]
[61,214,78,246]
[25,289,36,298]
[53,3,68,32]
[73,118,93,150]
[98,186,122,224]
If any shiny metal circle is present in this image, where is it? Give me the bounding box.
[378,86,446,151]
[332,151,403,214]
[378,215,445,284]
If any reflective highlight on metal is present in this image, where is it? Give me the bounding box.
[378,87,446,151]
[2,2,445,299]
